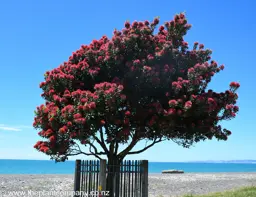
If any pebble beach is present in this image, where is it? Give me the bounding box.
[1,173,256,197]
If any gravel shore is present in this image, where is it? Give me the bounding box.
[1,173,256,197]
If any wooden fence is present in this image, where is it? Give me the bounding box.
[74,159,148,197]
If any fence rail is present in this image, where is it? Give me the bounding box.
[74,159,148,197]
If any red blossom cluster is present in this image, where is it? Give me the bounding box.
[33,13,239,161]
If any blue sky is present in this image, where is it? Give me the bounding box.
[0,0,255,162]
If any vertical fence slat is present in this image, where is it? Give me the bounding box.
[124,160,127,197]
[74,160,81,197]
[134,160,137,197]
[96,160,99,192]
[141,160,148,197]
[93,160,96,192]
[115,159,120,197]
[100,159,107,196]
[131,160,134,197]
[84,160,87,195]
[139,160,141,197]
[120,161,123,197]
[89,160,92,193]
[127,160,131,197]
[81,161,84,197]
[86,161,88,196]
[140,161,142,196]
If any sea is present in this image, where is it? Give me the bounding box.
[1,160,256,174]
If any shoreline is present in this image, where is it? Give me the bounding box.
[1,173,256,196]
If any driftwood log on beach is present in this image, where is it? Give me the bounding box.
[162,169,184,174]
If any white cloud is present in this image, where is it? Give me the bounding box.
[0,124,32,131]
[17,125,33,129]
[0,126,21,131]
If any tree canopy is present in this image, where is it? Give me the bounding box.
[33,13,239,162]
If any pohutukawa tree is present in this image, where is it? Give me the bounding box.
[33,13,239,165]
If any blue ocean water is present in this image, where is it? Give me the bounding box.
[0,159,256,174]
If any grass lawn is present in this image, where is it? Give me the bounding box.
[183,186,256,197]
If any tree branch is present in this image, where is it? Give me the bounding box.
[99,127,109,153]
[109,141,115,157]
[71,142,106,160]
[114,141,119,155]
[67,150,103,160]
[88,140,106,155]
[118,134,139,159]
[93,135,109,154]
[127,138,164,155]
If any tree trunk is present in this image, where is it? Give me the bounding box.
[106,155,122,197]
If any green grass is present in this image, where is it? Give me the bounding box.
[183,186,256,197]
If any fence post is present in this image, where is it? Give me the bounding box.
[141,160,148,197]
[74,160,81,197]
[99,159,107,196]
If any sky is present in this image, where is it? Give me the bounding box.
[0,0,255,162]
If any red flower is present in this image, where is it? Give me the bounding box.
[89,102,96,109]
[100,120,106,125]
[39,82,46,88]
[80,98,87,103]
[40,146,49,153]
[147,54,154,61]
[148,118,156,126]
[225,104,234,110]
[78,105,83,110]
[73,113,82,119]
[124,118,129,125]
[172,82,178,87]
[118,85,124,91]
[74,118,86,124]
[233,106,239,112]
[34,141,42,149]
[153,18,159,25]
[144,20,150,26]
[159,26,164,31]
[168,100,177,106]
[83,104,90,111]
[43,108,49,114]
[120,94,126,100]
[168,108,176,115]
[180,13,185,19]
[177,110,182,115]
[81,140,87,144]
[230,82,240,88]
[59,126,68,134]
[49,136,56,142]
[208,98,215,104]
[184,101,192,109]
[132,21,138,28]
[70,133,77,138]
[45,129,53,136]
[133,59,141,65]
[125,111,131,116]
[123,128,130,136]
